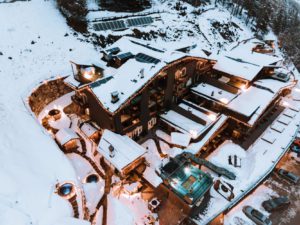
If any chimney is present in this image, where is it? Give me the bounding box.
[140,68,145,79]
[109,144,115,158]
[111,91,119,103]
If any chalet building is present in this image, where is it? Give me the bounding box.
[55,128,80,152]
[79,121,102,143]
[98,129,146,177]
[38,37,298,221]
[65,37,214,139]
[64,37,295,151]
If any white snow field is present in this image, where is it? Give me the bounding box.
[0,0,98,224]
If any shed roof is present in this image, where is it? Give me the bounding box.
[80,122,98,137]
[55,128,79,146]
[160,102,218,139]
[98,130,146,172]
[192,82,239,104]
[213,56,263,81]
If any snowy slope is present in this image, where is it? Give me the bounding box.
[88,0,254,52]
[0,0,99,224]
[0,0,259,224]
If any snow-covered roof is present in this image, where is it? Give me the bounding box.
[227,86,270,117]
[193,78,294,125]
[277,115,292,125]
[261,130,277,144]
[192,82,238,104]
[214,39,282,81]
[161,110,205,138]
[89,36,208,114]
[254,78,293,93]
[213,56,263,81]
[187,114,228,154]
[56,128,79,145]
[91,58,163,113]
[171,132,191,147]
[160,102,218,139]
[80,122,98,137]
[98,130,146,172]
[271,121,285,133]
[283,108,297,118]
[179,102,218,124]
[230,46,282,67]
[71,60,106,69]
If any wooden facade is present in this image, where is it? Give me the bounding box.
[75,57,213,138]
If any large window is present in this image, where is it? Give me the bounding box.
[148,75,167,114]
[120,94,142,131]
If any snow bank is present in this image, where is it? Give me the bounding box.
[0,0,99,224]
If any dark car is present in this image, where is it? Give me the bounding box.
[278,169,300,184]
[291,145,300,153]
[243,206,272,225]
[262,196,290,212]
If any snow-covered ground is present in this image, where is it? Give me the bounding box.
[109,185,158,225]
[0,0,99,224]
[1,0,299,225]
[224,185,277,225]
[88,0,254,52]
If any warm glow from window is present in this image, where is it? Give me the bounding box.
[240,84,248,92]
[220,98,229,104]
[282,101,290,107]
[83,71,93,79]
[208,114,217,121]
[189,129,198,139]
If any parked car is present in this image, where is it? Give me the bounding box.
[242,206,272,225]
[291,145,300,153]
[277,169,300,184]
[293,138,300,147]
[262,196,290,212]
[213,179,235,201]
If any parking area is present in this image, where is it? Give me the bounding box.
[223,148,300,225]
[266,153,300,225]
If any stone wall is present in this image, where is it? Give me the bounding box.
[28,78,72,116]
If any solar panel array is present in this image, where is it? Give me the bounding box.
[106,47,120,54]
[90,76,113,89]
[127,17,153,27]
[116,52,134,60]
[94,20,126,31]
[94,17,154,31]
[135,53,161,64]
